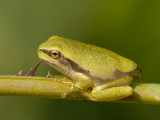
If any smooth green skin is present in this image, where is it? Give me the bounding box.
[38,36,141,101]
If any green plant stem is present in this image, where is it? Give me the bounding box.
[0,75,160,103]
[0,75,85,100]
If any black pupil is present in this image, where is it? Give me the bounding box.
[53,52,58,56]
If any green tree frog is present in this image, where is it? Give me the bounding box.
[38,36,142,101]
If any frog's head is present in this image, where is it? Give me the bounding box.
[38,36,73,76]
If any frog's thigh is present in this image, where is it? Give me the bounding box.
[91,77,133,101]
[74,72,93,90]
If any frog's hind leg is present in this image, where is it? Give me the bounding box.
[89,76,133,101]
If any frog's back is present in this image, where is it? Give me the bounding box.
[48,36,142,85]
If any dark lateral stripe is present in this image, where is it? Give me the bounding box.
[130,66,143,78]
[40,49,89,74]
[40,49,49,54]
[64,56,90,74]
[114,66,143,79]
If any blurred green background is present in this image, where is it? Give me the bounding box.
[0,0,160,120]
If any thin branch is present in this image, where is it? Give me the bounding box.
[0,75,160,103]
[0,75,85,100]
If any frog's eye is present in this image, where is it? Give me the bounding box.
[50,50,61,59]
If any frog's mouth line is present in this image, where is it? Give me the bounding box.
[39,49,91,76]
[39,49,88,73]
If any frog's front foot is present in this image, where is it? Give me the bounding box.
[61,85,83,98]
[61,85,98,101]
